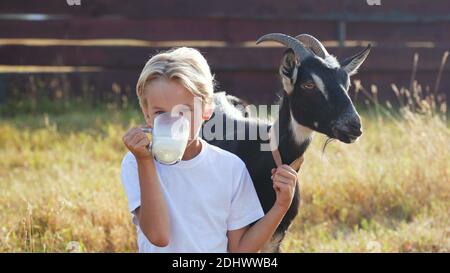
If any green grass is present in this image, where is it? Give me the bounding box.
[0,101,448,252]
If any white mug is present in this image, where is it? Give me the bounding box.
[141,112,190,165]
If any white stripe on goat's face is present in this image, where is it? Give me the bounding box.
[311,73,328,100]
[290,111,313,145]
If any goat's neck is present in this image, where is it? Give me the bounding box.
[272,94,313,164]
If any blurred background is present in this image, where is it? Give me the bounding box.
[0,0,448,253]
[1,0,449,108]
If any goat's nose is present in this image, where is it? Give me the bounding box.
[347,121,361,131]
[333,118,362,135]
[331,120,363,144]
[344,121,362,136]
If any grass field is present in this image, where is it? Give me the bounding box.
[0,92,449,252]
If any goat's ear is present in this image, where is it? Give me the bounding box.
[341,44,371,76]
[279,49,298,94]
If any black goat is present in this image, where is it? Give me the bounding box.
[202,33,371,252]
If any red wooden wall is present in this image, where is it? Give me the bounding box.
[0,0,449,105]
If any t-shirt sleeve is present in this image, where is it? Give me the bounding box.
[227,164,265,231]
[120,153,141,224]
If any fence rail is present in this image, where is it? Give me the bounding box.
[0,0,449,105]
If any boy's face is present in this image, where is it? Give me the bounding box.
[141,77,212,141]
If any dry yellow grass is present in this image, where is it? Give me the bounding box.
[0,91,449,252]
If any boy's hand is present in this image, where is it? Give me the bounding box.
[122,127,152,161]
[271,165,298,211]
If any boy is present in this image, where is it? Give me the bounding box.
[121,47,298,252]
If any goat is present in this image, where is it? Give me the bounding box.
[202,33,371,252]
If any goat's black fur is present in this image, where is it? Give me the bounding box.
[202,40,371,252]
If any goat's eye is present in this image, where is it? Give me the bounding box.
[301,82,315,90]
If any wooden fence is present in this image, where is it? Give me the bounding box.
[0,0,449,106]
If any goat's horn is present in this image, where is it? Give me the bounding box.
[256,33,312,62]
[295,34,329,58]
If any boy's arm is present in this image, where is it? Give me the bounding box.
[227,165,298,253]
[135,157,170,247]
[123,127,170,247]
[227,205,288,253]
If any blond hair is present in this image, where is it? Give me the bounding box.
[136,47,215,109]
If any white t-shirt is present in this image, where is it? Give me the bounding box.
[120,138,265,253]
